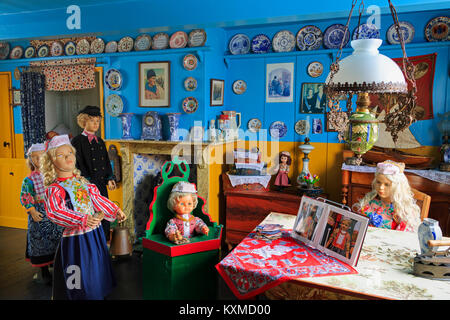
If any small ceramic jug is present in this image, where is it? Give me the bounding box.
[418,218,443,254]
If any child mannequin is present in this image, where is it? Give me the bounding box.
[274,151,292,191]
[71,105,116,241]
[41,135,126,300]
[20,143,63,285]
[165,181,209,244]
[354,160,421,232]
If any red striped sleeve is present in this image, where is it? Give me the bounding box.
[44,184,88,228]
[87,184,119,222]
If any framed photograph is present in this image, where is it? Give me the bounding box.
[139,61,170,107]
[300,83,326,114]
[326,112,337,132]
[291,197,369,267]
[266,62,294,103]
[12,88,21,105]
[210,79,224,106]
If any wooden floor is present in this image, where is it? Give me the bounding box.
[0,226,236,300]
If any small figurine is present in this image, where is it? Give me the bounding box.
[273,151,292,191]
[354,160,421,232]
[165,181,209,244]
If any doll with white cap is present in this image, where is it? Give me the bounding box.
[354,160,421,232]
[20,143,63,285]
[273,151,292,191]
[40,134,126,300]
[165,181,209,244]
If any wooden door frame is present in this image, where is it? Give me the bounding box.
[95,66,105,140]
[0,71,15,158]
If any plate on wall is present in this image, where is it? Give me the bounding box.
[184,77,197,91]
[386,21,415,44]
[232,80,247,94]
[24,46,36,59]
[251,34,271,53]
[105,94,124,117]
[188,29,207,47]
[272,30,296,52]
[247,118,262,133]
[37,45,49,58]
[307,61,323,78]
[183,54,198,71]
[118,36,134,52]
[425,16,450,41]
[134,34,152,51]
[76,38,90,55]
[50,41,64,57]
[64,41,76,56]
[90,38,105,54]
[152,32,170,50]
[294,119,310,135]
[105,41,118,53]
[169,31,188,49]
[105,68,123,91]
[352,23,380,40]
[182,97,199,114]
[323,24,349,49]
[229,33,250,55]
[0,42,10,60]
[10,46,23,59]
[269,121,288,138]
[296,25,323,51]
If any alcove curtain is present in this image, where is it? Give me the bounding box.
[20,71,46,155]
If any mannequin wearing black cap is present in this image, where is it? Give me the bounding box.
[144,69,165,100]
[71,106,116,241]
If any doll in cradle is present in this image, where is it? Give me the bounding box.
[165,181,209,244]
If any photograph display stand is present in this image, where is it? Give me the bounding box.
[291,196,369,267]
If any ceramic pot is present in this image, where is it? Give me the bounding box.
[167,113,181,141]
[418,218,443,254]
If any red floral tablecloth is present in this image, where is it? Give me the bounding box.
[216,230,357,299]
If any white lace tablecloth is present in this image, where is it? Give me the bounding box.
[342,164,450,185]
[227,174,272,188]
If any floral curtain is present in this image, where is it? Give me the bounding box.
[20,71,46,155]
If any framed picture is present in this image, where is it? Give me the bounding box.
[326,112,337,132]
[12,88,21,105]
[139,61,170,107]
[210,79,224,106]
[266,62,294,103]
[291,197,369,266]
[300,83,326,114]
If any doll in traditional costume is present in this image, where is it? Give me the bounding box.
[20,143,63,285]
[41,134,126,300]
[326,217,352,259]
[273,151,292,191]
[71,106,116,241]
[354,160,421,232]
[165,181,209,244]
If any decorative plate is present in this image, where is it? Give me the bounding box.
[183,54,198,71]
[323,24,350,49]
[105,94,124,117]
[76,39,90,55]
[296,25,323,51]
[24,46,35,59]
[9,46,23,59]
[152,32,170,50]
[269,121,288,138]
[251,34,271,53]
[232,80,247,94]
[228,33,251,55]
[105,68,123,91]
[182,97,199,114]
[50,41,64,57]
[0,42,10,60]
[272,30,296,53]
[352,23,380,40]
[37,45,49,58]
[90,38,105,54]
[188,29,207,47]
[307,61,324,78]
[386,21,415,44]
[184,77,197,91]
[64,41,76,56]
[169,31,188,49]
[247,118,262,133]
[295,119,310,135]
[134,34,152,51]
[105,41,118,53]
[425,16,450,42]
[118,36,134,52]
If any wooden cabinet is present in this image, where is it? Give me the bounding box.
[222,174,301,247]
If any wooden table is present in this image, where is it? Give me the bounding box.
[259,212,450,300]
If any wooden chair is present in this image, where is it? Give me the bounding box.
[411,188,431,221]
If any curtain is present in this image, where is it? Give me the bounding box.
[20,71,46,155]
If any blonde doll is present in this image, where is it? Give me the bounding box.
[165,181,209,244]
[354,160,421,232]
[41,134,126,300]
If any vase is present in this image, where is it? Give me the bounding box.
[166,113,181,142]
[119,113,134,140]
[306,183,314,190]
[418,218,443,254]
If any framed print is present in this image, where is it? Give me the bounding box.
[326,112,337,132]
[12,88,21,105]
[266,62,294,103]
[210,79,224,106]
[139,61,170,107]
[300,83,326,114]
[291,197,369,267]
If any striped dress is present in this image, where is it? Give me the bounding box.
[45,175,119,300]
